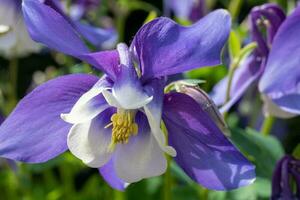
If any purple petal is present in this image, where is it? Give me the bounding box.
[81,51,120,80]
[259,6,300,114]
[108,44,152,109]
[0,74,98,163]
[74,22,117,49]
[32,0,116,50]
[22,0,89,56]
[99,158,127,191]
[210,56,263,112]
[22,0,119,79]
[132,10,231,81]
[162,92,256,190]
[249,4,286,57]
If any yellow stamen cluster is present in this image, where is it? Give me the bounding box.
[105,109,138,151]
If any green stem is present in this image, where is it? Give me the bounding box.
[223,63,237,120]
[116,14,126,43]
[225,65,236,104]
[261,116,275,136]
[163,155,172,200]
[223,42,257,119]
[114,190,126,200]
[229,0,243,22]
[9,58,18,109]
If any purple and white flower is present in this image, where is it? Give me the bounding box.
[0,0,255,191]
[211,3,300,118]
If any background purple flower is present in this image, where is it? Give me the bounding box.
[271,155,300,199]
[211,3,300,118]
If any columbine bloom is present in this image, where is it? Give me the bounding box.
[211,4,300,118]
[164,0,206,22]
[0,0,255,191]
[271,155,300,200]
[0,0,40,58]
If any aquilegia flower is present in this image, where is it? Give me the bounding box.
[164,0,206,22]
[0,0,40,58]
[271,155,300,199]
[211,3,300,118]
[0,0,255,191]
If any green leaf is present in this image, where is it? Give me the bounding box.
[230,127,284,179]
[228,30,241,59]
[292,143,300,159]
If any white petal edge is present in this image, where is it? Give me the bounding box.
[262,94,296,119]
[144,106,177,157]
[61,82,110,124]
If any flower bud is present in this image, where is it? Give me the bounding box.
[177,84,228,135]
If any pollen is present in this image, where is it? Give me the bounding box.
[105,109,138,151]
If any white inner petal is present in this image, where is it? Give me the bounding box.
[114,134,167,183]
[103,88,153,110]
[61,81,110,124]
[144,106,177,157]
[67,118,113,168]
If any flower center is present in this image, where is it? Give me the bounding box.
[105,109,138,151]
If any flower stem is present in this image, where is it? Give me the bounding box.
[225,65,236,104]
[223,63,237,120]
[260,116,275,136]
[114,190,126,200]
[163,155,172,200]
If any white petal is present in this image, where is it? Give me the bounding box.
[113,84,153,109]
[144,106,177,157]
[61,79,111,124]
[262,95,296,119]
[114,133,167,183]
[67,112,113,168]
[102,90,122,108]
[103,89,153,110]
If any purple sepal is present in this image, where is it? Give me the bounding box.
[132,10,231,81]
[99,158,127,191]
[22,0,118,78]
[0,74,98,163]
[163,92,256,190]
